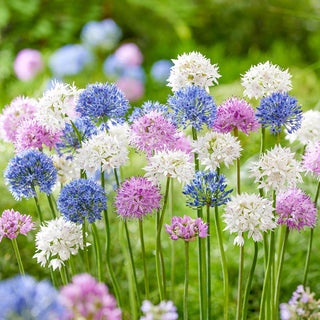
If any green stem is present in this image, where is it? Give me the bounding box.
[82,222,90,273]
[236,244,244,320]
[50,267,58,288]
[47,194,57,219]
[34,195,44,223]
[70,120,82,147]
[170,179,176,301]
[260,126,266,155]
[139,219,149,299]
[11,238,25,275]
[206,205,211,320]
[114,168,120,187]
[60,265,68,285]
[184,241,190,320]
[156,210,164,300]
[277,131,280,146]
[91,222,103,282]
[69,255,76,277]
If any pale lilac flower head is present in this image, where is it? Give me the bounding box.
[60,273,121,320]
[213,97,259,135]
[276,189,317,231]
[14,49,44,81]
[0,209,34,242]
[117,77,145,101]
[140,300,178,320]
[115,43,143,66]
[302,142,320,179]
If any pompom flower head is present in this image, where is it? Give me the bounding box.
[52,154,80,184]
[167,51,221,92]
[276,189,317,231]
[168,85,217,132]
[129,100,168,122]
[115,176,162,220]
[165,215,209,241]
[34,217,84,270]
[115,43,143,67]
[256,92,302,134]
[302,142,320,179]
[0,209,34,242]
[4,150,57,200]
[140,300,178,320]
[222,193,277,246]
[57,179,107,224]
[60,273,121,320]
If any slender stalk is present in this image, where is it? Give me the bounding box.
[11,238,25,275]
[91,222,103,282]
[184,241,190,320]
[260,126,266,155]
[114,168,120,187]
[236,245,244,320]
[139,219,149,299]
[50,267,59,288]
[156,209,164,300]
[206,205,211,320]
[34,195,44,223]
[82,222,90,273]
[60,265,68,285]
[47,194,56,219]
[69,255,76,277]
[170,179,176,301]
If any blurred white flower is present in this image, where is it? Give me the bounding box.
[52,154,80,184]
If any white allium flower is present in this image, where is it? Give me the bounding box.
[192,131,242,171]
[140,300,178,320]
[222,193,277,246]
[36,81,82,131]
[143,149,194,185]
[241,61,292,99]
[52,154,80,184]
[250,145,303,193]
[285,110,320,146]
[33,217,84,270]
[107,120,131,143]
[167,51,221,92]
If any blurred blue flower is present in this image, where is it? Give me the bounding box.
[151,59,172,84]
[129,100,168,122]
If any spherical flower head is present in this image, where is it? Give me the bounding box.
[256,92,302,135]
[167,51,221,92]
[143,149,194,185]
[213,97,260,135]
[60,273,121,320]
[76,82,129,123]
[151,59,173,84]
[192,131,242,171]
[58,179,107,224]
[276,189,317,231]
[168,85,217,132]
[165,215,209,241]
[140,300,178,320]
[250,145,303,193]
[0,96,38,143]
[241,61,292,99]
[14,49,44,81]
[222,193,277,246]
[0,209,34,242]
[115,43,143,66]
[129,100,168,123]
[116,77,145,101]
[183,170,233,209]
[34,217,85,270]
[4,150,57,200]
[303,142,320,179]
[115,176,162,220]
[0,275,66,320]
[171,131,193,155]
[52,154,81,184]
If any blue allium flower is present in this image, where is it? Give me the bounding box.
[256,92,303,134]
[4,150,57,200]
[167,85,217,132]
[49,44,93,77]
[76,82,129,123]
[151,59,173,84]
[57,179,107,223]
[0,275,66,320]
[129,100,168,122]
[183,170,233,208]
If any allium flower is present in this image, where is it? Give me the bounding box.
[183,171,233,208]
[129,100,168,122]
[151,60,173,84]
[167,51,221,92]
[256,92,302,134]
[0,275,66,320]
[192,131,242,171]
[52,154,80,184]
[115,43,143,66]
[116,77,145,101]
[213,97,259,135]
[36,81,81,131]
[168,85,217,132]
[60,273,121,320]
[76,82,129,123]
[34,217,84,270]
[140,300,178,320]
[14,49,44,81]
[241,61,292,99]
[171,131,193,155]
[115,176,162,220]
[250,145,303,193]
[222,193,276,246]
[0,209,34,241]
[0,96,37,143]
[143,149,194,185]
[165,215,209,241]
[58,179,107,224]
[276,189,317,231]
[303,142,320,179]
[4,150,57,200]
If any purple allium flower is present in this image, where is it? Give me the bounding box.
[165,215,209,241]
[276,189,317,231]
[4,150,57,200]
[60,273,121,320]
[115,176,162,220]
[115,43,143,66]
[140,300,178,320]
[170,131,193,155]
[151,59,173,84]
[129,100,168,123]
[302,142,320,179]
[213,97,259,135]
[256,92,303,135]
[14,49,44,81]
[0,209,34,242]
[116,77,145,101]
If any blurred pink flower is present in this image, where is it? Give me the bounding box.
[115,43,143,66]
[117,77,144,101]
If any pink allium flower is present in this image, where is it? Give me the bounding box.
[0,96,37,143]
[14,119,62,153]
[14,49,44,81]
[303,142,320,179]
[165,215,209,241]
[213,97,260,135]
[59,273,122,320]
[169,131,193,156]
[0,209,35,242]
[115,176,162,220]
[116,77,144,101]
[115,43,143,66]
[276,189,317,231]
